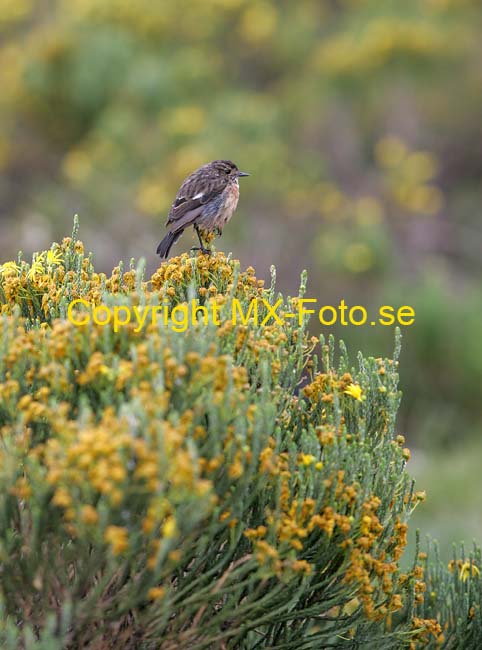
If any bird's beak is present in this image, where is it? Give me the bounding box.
[238,171,250,177]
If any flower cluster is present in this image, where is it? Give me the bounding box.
[376,136,443,216]
[315,17,455,76]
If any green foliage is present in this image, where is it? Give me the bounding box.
[415,539,482,649]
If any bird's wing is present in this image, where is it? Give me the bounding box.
[168,204,204,233]
[165,170,226,228]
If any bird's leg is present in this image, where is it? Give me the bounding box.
[191,225,211,255]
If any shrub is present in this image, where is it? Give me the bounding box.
[0,221,480,649]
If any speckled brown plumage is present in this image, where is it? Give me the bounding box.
[156,160,249,259]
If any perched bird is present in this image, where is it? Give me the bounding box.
[156,159,249,259]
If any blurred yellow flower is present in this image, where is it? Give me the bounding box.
[459,561,480,582]
[148,586,165,600]
[104,525,129,556]
[162,516,177,539]
[239,3,278,44]
[62,150,92,184]
[343,243,375,273]
[136,180,170,215]
[167,106,206,136]
[81,505,99,525]
[344,383,363,401]
[52,487,72,508]
[355,197,384,226]
[315,17,447,76]
[375,136,407,168]
[408,185,443,215]
[404,152,439,182]
[0,0,32,26]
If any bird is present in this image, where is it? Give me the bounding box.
[156,159,249,259]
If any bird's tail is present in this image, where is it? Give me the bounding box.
[156,230,183,259]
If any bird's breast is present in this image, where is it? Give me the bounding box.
[223,182,239,214]
[205,183,237,228]
[196,182,240,232]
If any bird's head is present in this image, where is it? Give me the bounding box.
[210,160,250,179]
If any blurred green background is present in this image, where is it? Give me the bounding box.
[1,0,481,558]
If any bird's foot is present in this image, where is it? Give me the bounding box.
[190,246,212,256]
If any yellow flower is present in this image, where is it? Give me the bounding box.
[239,3,278,44]
[162,516,177,539]
[46,249,64,266]
[104,525,129,555]
[0,261,21,276]
[375,136,407,168]
[344,383,363,401]
[459,561,480,582]
[148,586,165,600]
[81,505,99,525]
[300,454,315,466]
[343,243,375,274]
[27,261,45,280]
[166,106,206,136]
[52,488,72,508]
[13,477,32,499]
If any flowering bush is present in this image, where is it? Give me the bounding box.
[0,222,480,649]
